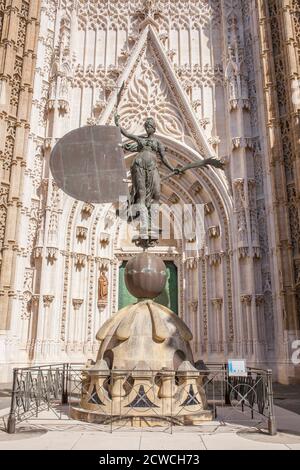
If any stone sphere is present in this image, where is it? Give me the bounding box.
[125,253,167,299]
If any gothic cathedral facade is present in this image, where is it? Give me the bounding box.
[0,0,299,383]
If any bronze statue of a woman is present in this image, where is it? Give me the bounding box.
[115,113,224,242]
[115,114,178,239]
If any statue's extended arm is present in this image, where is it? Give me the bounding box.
[181,157,224,172]
[161,157,224,181]
[115,114,140,144]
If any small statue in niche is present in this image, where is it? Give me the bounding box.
[98,272,108,302]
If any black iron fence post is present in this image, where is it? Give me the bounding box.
[7,368,18,434]
[267,369,277,436]
[61,363,69,405]
[224,364,231,405]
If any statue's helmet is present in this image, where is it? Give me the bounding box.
[144,117,156,132]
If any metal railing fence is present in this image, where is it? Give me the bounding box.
[4,363,276,435]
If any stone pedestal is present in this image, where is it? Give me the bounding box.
[71,299,213,425]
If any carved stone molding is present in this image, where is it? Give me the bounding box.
[208,136,221,148]
[104,209,116,229]
[76,226,88,241]
[97,300,107,311]
[95,257,110,272]
[99,232,110,247]
[229,98,250,111]
[167,49,176,62]
[74,253,86,270]
[185,234,196,243]
[81,203,94,218]
[211,298,223,312]
[31,294,40,305]
[192,99,201,113]
[44,137,54,151]
[255,294,264,306]
[46,247,58,263]
[199,117,210,129]
[253,247,261,259]
[185,257,198,270]
[207,252,223,267]
[240,294,252,305]
[232,137,254,150]
[43,295,54,308]
[72,298,83,310]
[238,246,249,259]
[204,202,215,216]
[188,300,198,314]
[168,193,180,205]
[33,246,43,259]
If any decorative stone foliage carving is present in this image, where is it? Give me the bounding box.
[185,257,198,270]
[81,203,94,218]
[46,247,58,264]
[21,290,32,320]
[207,252,223,267]
[43,295,54,308]
[240,294,252,305]
[117,45,186,140]
[238,247,249,259]
[10,58,23,108]
[72,298,83,310]
[231,137,253,150]
[76,0,221,31]
[33,246,43,259]
[99,232,110,247]
[74,253,86,270]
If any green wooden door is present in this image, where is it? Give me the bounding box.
[118,260,178,314]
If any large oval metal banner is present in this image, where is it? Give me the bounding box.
[50,126,128,203]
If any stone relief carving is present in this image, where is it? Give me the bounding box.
[76,0,221,32]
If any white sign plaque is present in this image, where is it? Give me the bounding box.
[228,359,247,377]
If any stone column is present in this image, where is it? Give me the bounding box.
[211,298,223,354]
[241,294,252,357]
[41,294,54,358]
[0,0,42,332]
[72,298,83,353]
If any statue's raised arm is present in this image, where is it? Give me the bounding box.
[114,113,140,144]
